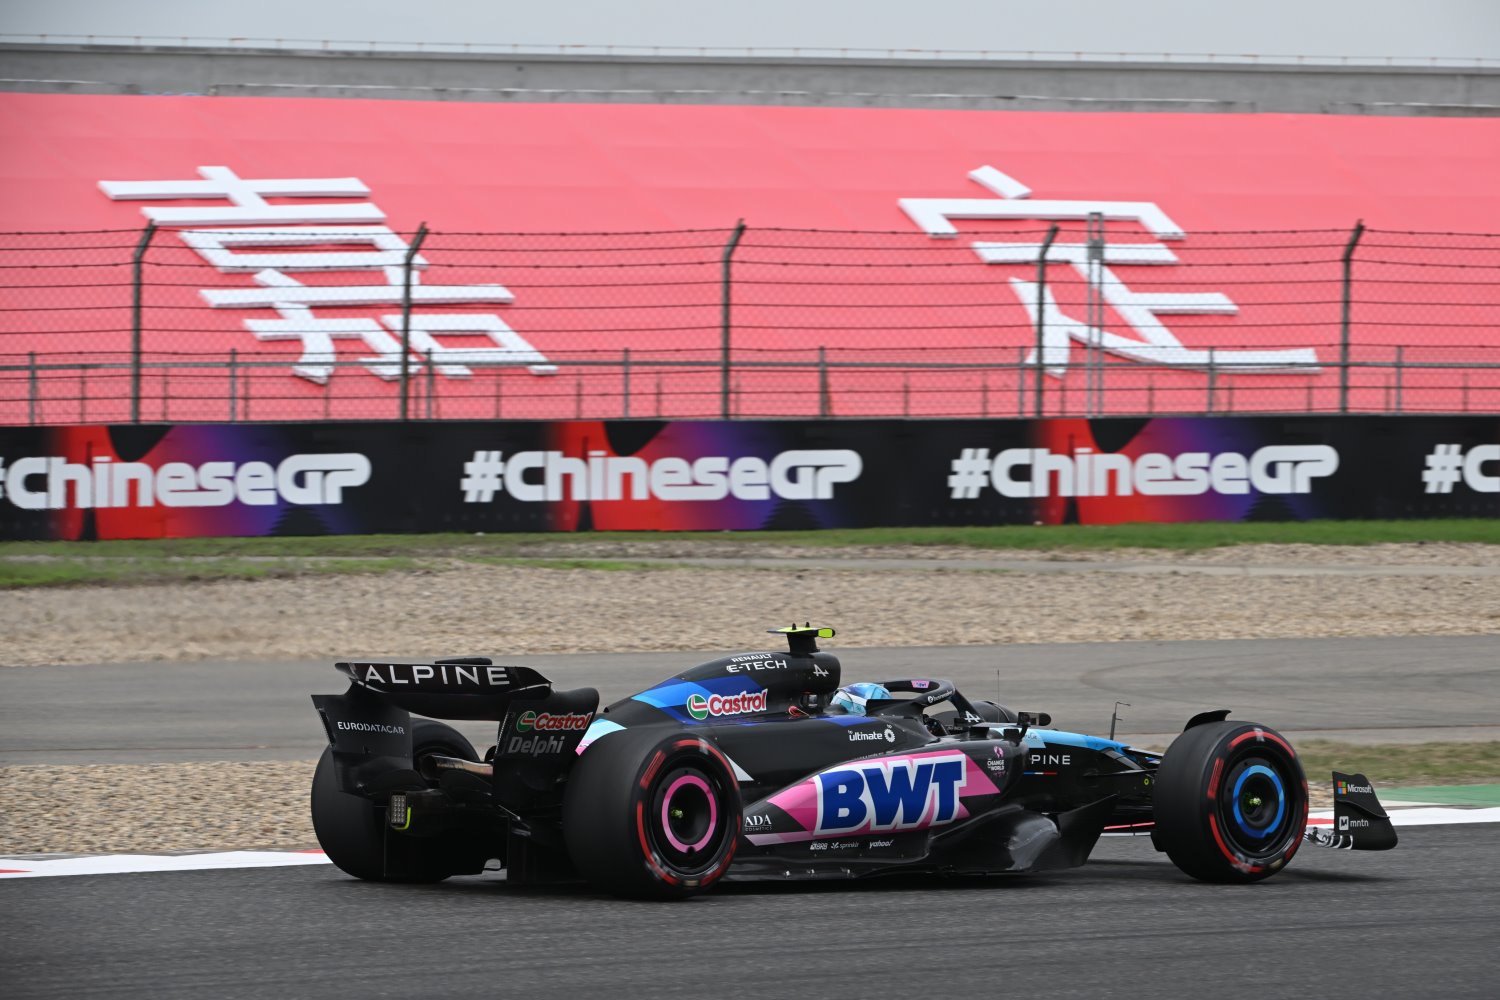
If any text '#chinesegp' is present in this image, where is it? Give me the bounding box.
[460,449,861,503]
[0,453,370,510]
[947,445,1338,500]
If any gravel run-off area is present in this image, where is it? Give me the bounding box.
[4,542,1498,854]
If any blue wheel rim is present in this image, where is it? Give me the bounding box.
[1230,763,1286,840]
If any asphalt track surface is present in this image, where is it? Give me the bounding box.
[3,824,1496,999]
[4,634,1499,764]
[5,635,1498,999]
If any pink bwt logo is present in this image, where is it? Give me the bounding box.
[813,752,981,835]
[759,750,1001,842]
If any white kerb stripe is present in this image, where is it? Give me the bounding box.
[0,851,332,879]
[4,807,1497,879]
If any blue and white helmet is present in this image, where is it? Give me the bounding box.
[830,681,892,716]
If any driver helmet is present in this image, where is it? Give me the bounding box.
[830,682,892,716]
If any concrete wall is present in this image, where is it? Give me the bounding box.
[3,43,1499,115]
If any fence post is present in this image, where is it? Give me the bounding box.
[227,348,238,422]
[1394,345,1404,413]
[398,222,429,421]
[425,349,436,420]
[1339,220,1365,414]
[1206,348,1217,414]
[1033,224,1060,419]
[817,346,830,418]
[720,220,747,420]
[1015,347,1025,416]
[622,347,631,418]
[1084,211,1105,417]
[28,351,38,425]
[130,221,157,424]
[1098,350,1109,416]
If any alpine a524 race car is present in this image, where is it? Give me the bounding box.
[310,626,1396,898]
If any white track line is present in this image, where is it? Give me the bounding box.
[0,850,331,879]
[3,807,1496,879]
[1307,806,1500,827]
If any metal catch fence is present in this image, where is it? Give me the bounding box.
[2,224,1498,424]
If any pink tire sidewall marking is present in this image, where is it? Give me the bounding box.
[659,773,718,854]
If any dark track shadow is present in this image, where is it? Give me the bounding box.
[310,851,1399,907]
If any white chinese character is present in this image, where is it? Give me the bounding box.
[100,167,558,385]
[900,166,1320,376]
[900,165,1186,240]
[200,268,513,310]
[245,305,401,383]
[100,166,384,225]
[379,314,556,377]
[176,226,427,272]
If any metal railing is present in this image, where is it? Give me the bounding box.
[4,346,1498,425]
[4,34,1497,68]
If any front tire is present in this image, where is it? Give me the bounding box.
[1153,720,1308,883]
[563,728,741,899]
[311,719,478,882]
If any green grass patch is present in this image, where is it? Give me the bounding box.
[1380,785,1500,806]
[0,556,420,589]
[2,518,1497,562]
[2,519,1495,588]
[1294,740,1500,788]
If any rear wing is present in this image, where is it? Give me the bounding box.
[315,655,596,806]
[335,656,552,720]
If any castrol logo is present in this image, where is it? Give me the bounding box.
[685,690,769,721]
[514,710,593,732]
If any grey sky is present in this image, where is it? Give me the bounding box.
[2,0,1497,63]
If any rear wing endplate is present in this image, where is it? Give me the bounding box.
[334,656,552,720]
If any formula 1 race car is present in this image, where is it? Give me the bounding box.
[310,626,1396,898]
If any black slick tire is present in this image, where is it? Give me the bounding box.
[563,727,741,899]
[1153,720,1309,884]
[310,719,478,883]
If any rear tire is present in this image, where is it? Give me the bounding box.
[1154,720,1308,883]
[311,719,478,882]
[563,728,741,899]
